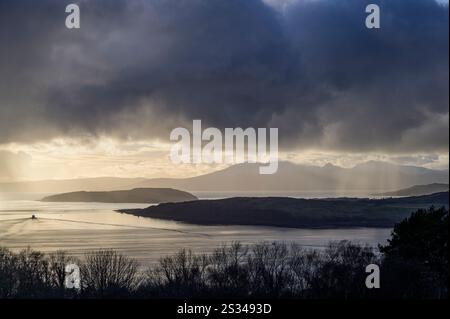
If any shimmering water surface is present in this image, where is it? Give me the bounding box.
[0,194,392,265]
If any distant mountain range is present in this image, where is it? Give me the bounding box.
[135,161,449,193]
[0,177,147,193]
[41,188,197,204]
[374,183,449,197]
[1,161,448,194]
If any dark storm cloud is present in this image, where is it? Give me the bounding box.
[0,0,448,152]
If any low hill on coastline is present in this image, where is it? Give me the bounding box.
[373,183,449,197]
[41,188,197,204]
[120,192,449,228]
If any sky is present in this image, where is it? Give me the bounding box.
[0,0,448,181]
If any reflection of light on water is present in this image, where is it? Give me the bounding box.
[0,199,392,265]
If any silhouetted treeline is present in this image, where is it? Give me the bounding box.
[0,207,448,299]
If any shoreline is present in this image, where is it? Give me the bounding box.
[119,208,395,230]
[118,192,449,229]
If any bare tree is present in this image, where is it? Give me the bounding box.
[247,242,292,297]
[0,247,18,298]
[80,250,140,297]
[146,249,209,297]
[207,242,250,297]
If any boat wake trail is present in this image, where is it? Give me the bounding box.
[36,217,211,238]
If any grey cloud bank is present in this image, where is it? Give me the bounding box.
[0,0,448,153]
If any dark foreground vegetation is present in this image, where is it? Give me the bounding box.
[1,207,447,299]
[122,192,449,228]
